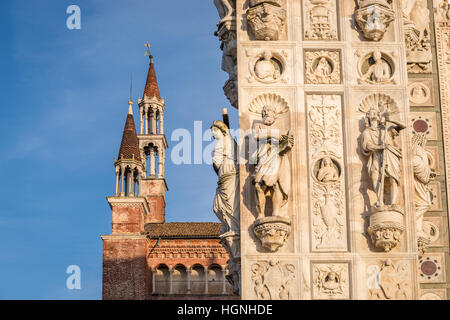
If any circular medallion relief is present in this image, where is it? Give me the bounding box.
[312,156,341,183]
[408,82,430,105]
[250,50,285,84]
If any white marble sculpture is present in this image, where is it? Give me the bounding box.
[249,95,293,252]
[212,117,241,294]
[412,133,435,254]
[355,0,395,41]
[361,100,406,251]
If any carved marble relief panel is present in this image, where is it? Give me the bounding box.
[355,48,398,85]
[408,79,434,107]
[311,262,350,299]
[428,181,443,211]
[306,95,348,252]
[250,259,298,300]
[305,50,341,84]
[366,259,412,300]
[420,288,447,300]
[402,0,433,73]
[425,146,440,175]
[423,216,444,247]
[303,0,338,40]
[244,47,293,85]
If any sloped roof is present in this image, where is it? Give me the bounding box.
[118,111,141,161]
[143,56,161,100]
[144,223,222,239]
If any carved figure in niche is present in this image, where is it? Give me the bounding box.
[355,0,395,41]
[412,133,436,253]
[252,104,294,219]
[317,156,339,182]
[314,57,332,77]
[361,50,391,83]
[212,120,240,235]
[254,51,281,82]
[362,104,406,207]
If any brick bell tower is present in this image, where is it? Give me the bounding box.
[102,54,168,300]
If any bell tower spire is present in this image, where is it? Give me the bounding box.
[137,46,168,223]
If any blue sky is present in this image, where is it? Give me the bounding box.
[0,0,238,299]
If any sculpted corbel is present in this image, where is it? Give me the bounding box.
[246,0,286,41]
[355,0,395,41]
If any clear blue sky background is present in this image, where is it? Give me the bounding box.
[0,0,238,299]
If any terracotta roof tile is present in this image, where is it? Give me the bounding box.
[144,223,221,239]
[118,113,141,161]
[143,56,161,100]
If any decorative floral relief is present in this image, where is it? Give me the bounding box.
[307,95,347,251]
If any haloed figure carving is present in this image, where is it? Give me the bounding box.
[252,105,294,219]
[362,104,406,207]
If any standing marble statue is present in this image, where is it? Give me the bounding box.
[251,103,294,252]
[362,102,407,252]
[211,116,241,294]
[212,120,240,234]
[252,105,294,219]
[362,104,406,207]
[412,133,435,253]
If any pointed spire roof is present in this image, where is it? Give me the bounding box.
[143,55,161,100]
[118,101,141,161]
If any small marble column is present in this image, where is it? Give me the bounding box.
[150,148,156,177]
[138,173,142,196]
[144,106,149,135]
[120,167,125,197]
[151,267,156,294]
[169,265,174,295]
[151,109,157,134]
[158,149,164,179]
[204,266,209,295]
[221,265,227,295]
[115,169,120,196]
[186,266,192,294]
[140,109,144,134]
[160,111,164,135]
